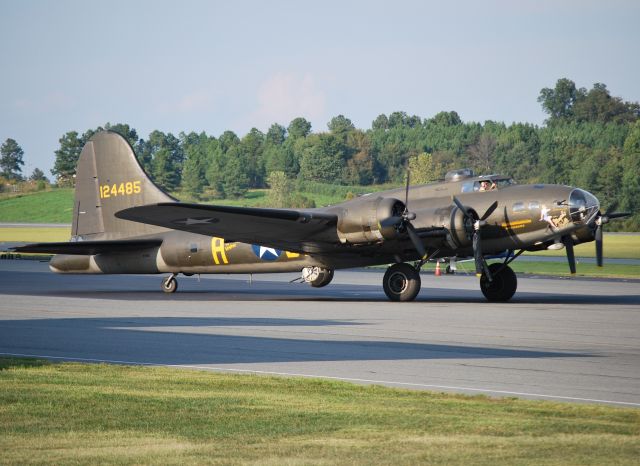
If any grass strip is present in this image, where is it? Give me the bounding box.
[0,227,71,242]
[0,189,74,223]
[1,357,639,465]
[525,234,640,260]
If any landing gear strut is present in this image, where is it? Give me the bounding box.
[161,273,178,293]
[383,263,421,302]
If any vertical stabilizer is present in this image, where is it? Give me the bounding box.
[72,131,175,240]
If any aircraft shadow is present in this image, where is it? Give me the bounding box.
[0,316,593,366]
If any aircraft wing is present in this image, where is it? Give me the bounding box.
[116,203,341,253]
[11,239,163,255]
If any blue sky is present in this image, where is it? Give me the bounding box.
[1,0,639,177]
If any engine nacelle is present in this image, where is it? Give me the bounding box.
[417,205,475,248]
[336,196,405,244]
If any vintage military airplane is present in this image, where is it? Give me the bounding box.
[14,131,629,302]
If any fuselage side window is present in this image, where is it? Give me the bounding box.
[512,202,526,212]
[528,201,540,210]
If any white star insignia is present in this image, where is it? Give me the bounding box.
[258,246,279,258]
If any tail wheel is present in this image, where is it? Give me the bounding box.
[383,263,421,302]
[161,276,178,293]
[480,263,517,302]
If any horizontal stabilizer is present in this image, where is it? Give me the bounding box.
[11,239,163,255]
[116,203,339,252]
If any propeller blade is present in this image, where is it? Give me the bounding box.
[595,225,603,267]
[606,212,631,220]
[452,196,472,219]
[480,201,498,221]
[604,200,618,215]
[404,170,411,211]
[562,236,576,274]
[406,222,427,259]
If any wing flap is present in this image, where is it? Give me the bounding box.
[116,203,340,252]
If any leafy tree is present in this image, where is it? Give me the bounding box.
[220,146,249,198]
[52,131,83,185]
[328,115,355,142]
[572,83,639,124]
[218,130,240,152]
[428,111,462,127]
[299,133,345,183]
[538,78,579,122]
[344,130,375,184]
[467,133,496,174]
[181,132,212,197]
[621,121,640,227]
[266,123,286,146]
[408,152,438,184]
[29,168,47,182]
[372,114,389,130]
[266,171,292,207]
[145,131,183,191]
[287,117,312,139]
[240,128,266,187]
[388,111,421,128]
[0,138,24,180]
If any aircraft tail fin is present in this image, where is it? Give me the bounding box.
[72,131,176,240]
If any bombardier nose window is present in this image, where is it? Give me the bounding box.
[569,189,599,224]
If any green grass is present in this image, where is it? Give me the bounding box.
[1,357,638,465]
[499,261,640,279]
[0,189,74,223]
[414,261,640,279]
[525,234,640,260]
[0,227,71,242]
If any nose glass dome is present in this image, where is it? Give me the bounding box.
[569,189,599,224]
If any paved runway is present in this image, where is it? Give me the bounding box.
[1,259,639,407]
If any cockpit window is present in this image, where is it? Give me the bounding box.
[461,177,515,193]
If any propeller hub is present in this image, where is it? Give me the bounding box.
[474,220,486,230]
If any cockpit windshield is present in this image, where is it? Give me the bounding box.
[461,178,515,193]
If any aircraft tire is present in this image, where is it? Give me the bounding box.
[480,263,517,302]
[310,268,334,288]
[383,263,421,302]
[161,276,178,293]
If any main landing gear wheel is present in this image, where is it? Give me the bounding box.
[480,263,517,302]
[302,267,334,288]
[383,263,421,302]
[161,274,178,293]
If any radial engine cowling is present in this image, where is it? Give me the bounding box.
[417,205,475,248]
[336,196,405,244]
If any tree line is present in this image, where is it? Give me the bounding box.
[2,78,639,229]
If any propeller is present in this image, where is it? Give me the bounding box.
[592,203,631,267]
[399,170,427,259]
[452,196,498,277]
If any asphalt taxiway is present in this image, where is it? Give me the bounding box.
[1,259,638,407]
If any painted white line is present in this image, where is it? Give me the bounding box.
[2,351,639,408]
